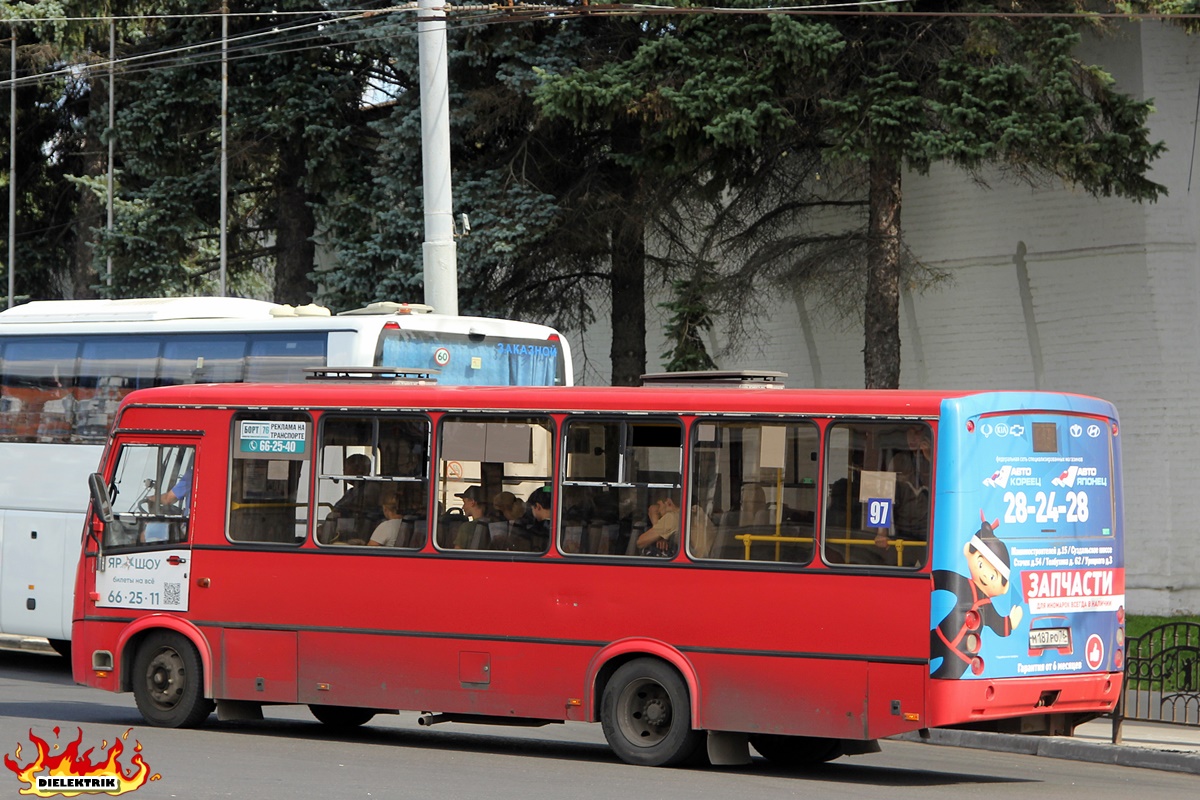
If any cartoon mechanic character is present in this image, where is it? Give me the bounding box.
[930,512,1024,678]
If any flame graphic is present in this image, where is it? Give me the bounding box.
[4,727,160,797]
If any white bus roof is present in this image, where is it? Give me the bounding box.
[0,297,566,342]
[0,297,336,324]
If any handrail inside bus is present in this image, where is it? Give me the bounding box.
[732,532,926,567]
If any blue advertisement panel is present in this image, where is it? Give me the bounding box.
[930,394,1123,680]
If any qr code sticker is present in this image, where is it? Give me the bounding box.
[163,582,181,606]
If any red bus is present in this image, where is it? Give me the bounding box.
[72,377,1125,767]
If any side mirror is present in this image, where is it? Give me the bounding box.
[88,473,115,525]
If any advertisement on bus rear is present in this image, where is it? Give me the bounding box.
[930,398,1122,680]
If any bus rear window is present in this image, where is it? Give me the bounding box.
[377,329,563,386]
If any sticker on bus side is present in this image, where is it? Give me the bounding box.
[238,420,307,456]
[930,407,1122,680]
[96,550,190,611]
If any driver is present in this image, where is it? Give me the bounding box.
[141,466,192,545]
[153,467,192,511]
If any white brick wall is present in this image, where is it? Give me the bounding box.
[575,21,1200,614]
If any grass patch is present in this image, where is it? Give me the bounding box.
[1126,614,1200,641]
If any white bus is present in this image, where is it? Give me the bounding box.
[0,297,573,653]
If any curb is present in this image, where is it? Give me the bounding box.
[894,729,1200,776]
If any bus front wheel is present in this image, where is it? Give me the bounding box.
[131,632,214,728]
[309,705,376,730]
[748,733,841,767]
[601,658,703,767]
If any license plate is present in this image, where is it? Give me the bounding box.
[1029,627,1071,650]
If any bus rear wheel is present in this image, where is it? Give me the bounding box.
[748,734,841,767]
[309,705,376,730]
[131,632,214,728]
[601,658,703,767]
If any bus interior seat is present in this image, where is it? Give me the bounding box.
[625,526,642,556]
[438,509,465,548]
[589,521,618,555]
[408,517,427,548]
[562,523,585,553]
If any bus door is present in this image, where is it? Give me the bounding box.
[91,438,197,614]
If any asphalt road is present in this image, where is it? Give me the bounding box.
[1,647,1195,799]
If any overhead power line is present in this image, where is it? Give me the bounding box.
[4,1,1199,92]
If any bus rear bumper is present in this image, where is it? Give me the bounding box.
[926,672,1122,733]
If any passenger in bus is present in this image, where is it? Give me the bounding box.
[636,490,680,557]
[487,491,526,549]
[452,486,492,549]
[368,489,404,547]
[325,454,383,540]
[493,491,525,524]
[506,487,552,552]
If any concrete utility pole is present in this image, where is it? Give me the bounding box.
[106,20,114,288]
[417,0,458,316]
[219,4,229,297]
[8,28,16,309]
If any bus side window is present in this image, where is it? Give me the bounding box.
[74,338,160,444]
[317,417,381,545]
[160,335,247,385]
[560,418,685,558]
[0,338,81,444]
[315,414,431,548]
[437,415,554,553]
[374,417,430,548]
[228,413,311,545]
[690,420,818,564]
[823,422,929,569]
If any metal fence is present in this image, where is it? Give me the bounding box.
[1111,622,1200,743]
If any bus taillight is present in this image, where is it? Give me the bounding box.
[964,610,981,631]
[965,633,981,655]
[966,420,975,433]
[970,657,985,675]
[1114,649,1124,669]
